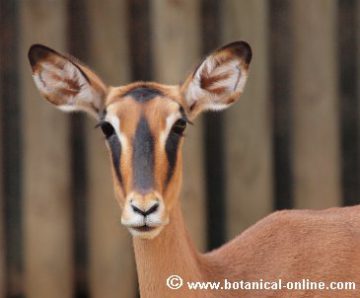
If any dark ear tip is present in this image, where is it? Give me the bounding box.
[28,44,56,67]
[220,41,252,65]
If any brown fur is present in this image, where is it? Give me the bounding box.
[200,72,231,90]
[134,201,360,297]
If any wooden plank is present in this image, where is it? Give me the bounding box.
[0,30,6,297]
[222,0,273,238]
[356,1,360,206]
[67,1,90,296]
[129,0,152,81]
[0,184,4,296]
[269,0,294,210]
[151,0,206,250]
[339,0,360,206]
[19,1,73,297]
[0,1,23,296]
[86,1,137,298]
[0,187,4,296]
[292,0,341,209]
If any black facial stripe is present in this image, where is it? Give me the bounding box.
[179,106,189,122]
[165,131,181,186]
[107,134,122,185]
[133,116,155,191]
[124,87,162,103]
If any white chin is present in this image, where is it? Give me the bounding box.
[129,226,164,239]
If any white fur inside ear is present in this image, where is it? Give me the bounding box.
[208,60,248,93]
[58,105,79,113]
[33,60,101,109]
[184,55,248,111]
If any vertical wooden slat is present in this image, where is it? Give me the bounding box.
[67,1,90,296]
[128,0,152,81]
[201,0,226,250]
[0,94,4,297]
[0,0,23,296]
[270,0,294,210]
[358,1,360,134]
[339,0,360,206]
[222,0,272,238]
[358,1,360,190]
[86,1,136,297]
[0,169,3,297]
[20,1,73,297]
[0,45,5,296]
[151,0,205,250]
[292,0,341,209]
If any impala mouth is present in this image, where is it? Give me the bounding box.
[128,224,164,239]
[132,225,156,232]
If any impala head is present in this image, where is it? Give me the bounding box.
[28,41,252,239]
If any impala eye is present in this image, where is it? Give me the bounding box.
[171,119,187,135]
[99,121,115,138]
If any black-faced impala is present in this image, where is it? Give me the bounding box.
[28,41,360,297]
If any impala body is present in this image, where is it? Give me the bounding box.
[28,41,360,297]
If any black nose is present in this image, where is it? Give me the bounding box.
[131,202,159,217]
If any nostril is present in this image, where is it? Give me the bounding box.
[145,203,159,216]
[131,202,159,217]
[131,204,146,216]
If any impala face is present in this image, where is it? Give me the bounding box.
[28,41,252,239]
[99,84,188,238]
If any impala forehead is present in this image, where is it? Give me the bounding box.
[105,95,182,137]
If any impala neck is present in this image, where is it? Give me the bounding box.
[133,200,203,297]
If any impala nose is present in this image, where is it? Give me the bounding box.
[121,192,168,238]
[131,201,159,217]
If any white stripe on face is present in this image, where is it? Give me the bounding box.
[159,110,182,148]
[104,112,129,151]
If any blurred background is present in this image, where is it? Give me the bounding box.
[0,0,359,297]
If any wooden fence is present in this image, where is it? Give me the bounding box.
[0,0,359,297]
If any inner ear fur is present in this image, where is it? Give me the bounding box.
[180,41,252,119]
[28,44,107,118]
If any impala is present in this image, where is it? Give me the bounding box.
[28,41,360,297]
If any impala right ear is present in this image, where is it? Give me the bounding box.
[28,44,107,119]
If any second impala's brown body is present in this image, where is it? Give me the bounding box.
[28,41,360,297]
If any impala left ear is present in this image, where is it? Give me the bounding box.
[180,41,252,119]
